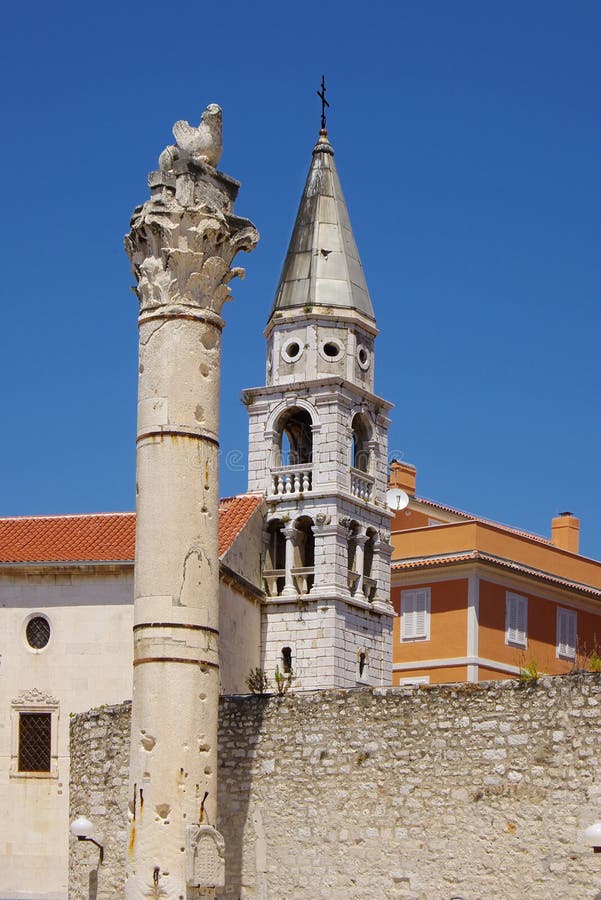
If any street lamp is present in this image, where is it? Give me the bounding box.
[583,822,601,854]
[70,815,104,864]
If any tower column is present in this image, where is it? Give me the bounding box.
[281,525,299,596]
[354,533,368,599]
[124,105,257,900]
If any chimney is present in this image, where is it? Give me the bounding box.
[551,512,580,554]
[389,460,417,496]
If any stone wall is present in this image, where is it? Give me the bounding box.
[70,675,601,899]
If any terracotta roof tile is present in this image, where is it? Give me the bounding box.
[0,494,264,564]
[217,493,264,557]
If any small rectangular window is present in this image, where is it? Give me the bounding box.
[505,592,527,648]
[18,713,51,773]
[401,588,431,641]
[557,607,577,660]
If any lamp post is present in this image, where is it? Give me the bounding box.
[584,822,601,853]
[70,815,104,864]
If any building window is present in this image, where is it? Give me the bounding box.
[25,615,51,650]
[358,650,367,679]
[10,689,59,779]
[400,588,431,641]
[281,646,292,674]
[557,607,577,660]
[505,592,528,648]
[18,713,51,772]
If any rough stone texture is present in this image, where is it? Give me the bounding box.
[69,702,131,900]
[70,675,601,899]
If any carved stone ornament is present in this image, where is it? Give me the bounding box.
[185,823,225,890]
[314,513,331,526]
[125,104,258,316]
[12,688,58,707]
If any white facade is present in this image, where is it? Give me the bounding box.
[0,565,133,899]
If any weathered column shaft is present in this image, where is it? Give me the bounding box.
[124,104,257,899]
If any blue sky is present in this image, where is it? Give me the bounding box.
[1,1,600,555]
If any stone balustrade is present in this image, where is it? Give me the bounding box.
[350,467,374,501]
[263,566,315,597]
[363,575,377,601]
[271,465,313,496]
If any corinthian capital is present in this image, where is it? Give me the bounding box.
[125,105,258,315]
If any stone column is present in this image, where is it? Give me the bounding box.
[354,533,368,599]
[281,526,299,597]
[124,104,258,899]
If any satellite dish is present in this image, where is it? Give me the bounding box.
[386,488,409,512]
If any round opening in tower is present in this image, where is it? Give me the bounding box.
[281,340,303,363]
[323,341,342,359]
[357,345,370,370]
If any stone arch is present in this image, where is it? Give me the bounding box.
[265,397,320,435]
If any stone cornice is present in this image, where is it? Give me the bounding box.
[243,377,393,412]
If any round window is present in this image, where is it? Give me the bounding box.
[322,341,342,360]
[281,340,303,363]
[26,616,51,650]
[357,344,371,370]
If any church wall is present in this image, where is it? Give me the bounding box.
[0,567,134,900]
[69,674,601,900]
[219,583,261,695]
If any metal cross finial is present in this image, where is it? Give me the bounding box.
[317,74,330,131]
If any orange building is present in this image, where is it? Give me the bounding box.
[389,461,601,685]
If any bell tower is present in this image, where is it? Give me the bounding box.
[244,121,394,689]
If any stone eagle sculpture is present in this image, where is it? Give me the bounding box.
[159,103,223,172]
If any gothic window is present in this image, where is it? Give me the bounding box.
[351,413,371,473]
[275,407,313,467]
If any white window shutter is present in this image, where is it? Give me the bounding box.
[401,588,430,641]
[557,608,577,659]
[506,593,527,647]
[413,590,428,639]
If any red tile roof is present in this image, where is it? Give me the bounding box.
[391,551,601,598]
[217,493,263,556]
[0,494,263,564]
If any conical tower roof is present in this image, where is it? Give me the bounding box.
[268,130,375,323]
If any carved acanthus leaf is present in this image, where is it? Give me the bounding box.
[126,202,258,314]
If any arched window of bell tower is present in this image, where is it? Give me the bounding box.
[275,407,313,467]
[351,413,371,473]
[265,519,286,571]
[363,528,377,579]
[293,516,315,569]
